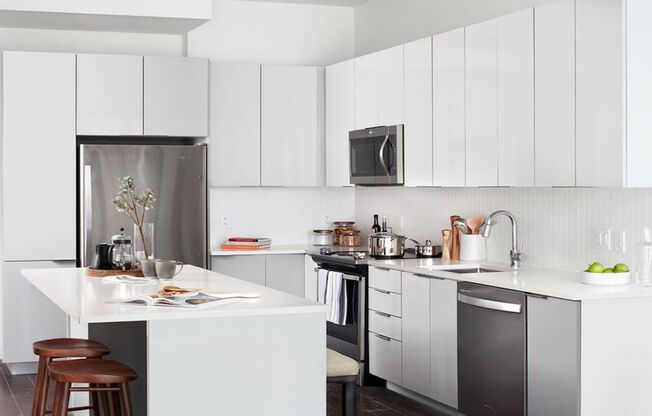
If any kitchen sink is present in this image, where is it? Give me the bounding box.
[440,267,502,274]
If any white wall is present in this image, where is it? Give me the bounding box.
[354,0,554,56]
[355,187,652,272]
[187,0,355,65]
[210,187,355,247]
[0,27,184,55]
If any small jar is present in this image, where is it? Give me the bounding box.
[340,229,362,247]
[313,230,333,246]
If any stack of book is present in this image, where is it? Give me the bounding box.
[220,237,272,251]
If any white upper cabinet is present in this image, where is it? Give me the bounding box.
[261,65,325,187]
[354,51,379,129]
[2,51,76,261]
[403,37,433,187]
[325,59,355,187]
[433,28,466,187]
[497,9,534,187]
[465,19,498,187]
[354,46,404,129]
[209,62,261,187]
[534,0,576,187]
[575,0,624,187]
[377,45,404,126]
[144,56,208,137]
[76,54,143,136]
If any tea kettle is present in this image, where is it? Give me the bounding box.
[90,244,114,270]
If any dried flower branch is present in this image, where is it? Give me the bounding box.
[112,176,156,259]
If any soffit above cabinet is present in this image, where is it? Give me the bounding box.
[0,0,211,34]
[235,0,368,7]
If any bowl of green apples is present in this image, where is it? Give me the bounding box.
[582,262,631,285]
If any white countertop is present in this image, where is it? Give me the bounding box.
[22,265,327,324]
[367,257,652,301]
[211,244,314,256]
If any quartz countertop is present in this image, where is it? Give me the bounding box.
[211,244,314,256]
[366,257,652,301]
[22,265,327,324]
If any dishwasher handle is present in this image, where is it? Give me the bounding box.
[458,293,522,314]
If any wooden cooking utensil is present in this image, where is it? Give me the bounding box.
[442,229,451,260]
[467,215,485,235]
[450,215,461,260]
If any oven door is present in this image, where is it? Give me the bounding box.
[349,125,404,185]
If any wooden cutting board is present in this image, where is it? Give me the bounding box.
[86,268,144,278]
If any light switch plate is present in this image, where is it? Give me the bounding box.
[595,229,612,251]
[220,215,230,228]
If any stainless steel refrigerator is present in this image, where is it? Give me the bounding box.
[79,144,208,268]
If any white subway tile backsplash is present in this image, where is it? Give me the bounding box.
[355,187,652,271]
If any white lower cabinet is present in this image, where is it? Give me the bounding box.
[369,332,402,385]
[3,261,71,366]
[430,277,458,408]
[211,255,305,297]
[527,295,580,416]
[304,255,318,302]
[402,272,431,397]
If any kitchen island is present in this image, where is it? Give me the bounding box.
[22,265,328,416]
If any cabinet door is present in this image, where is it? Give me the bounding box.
[211,256,266,286]
[575,0,624,186]
[527,296,580,416]
[404,37,433,187]
[433,28,466,187]
[261,65,325,187]
[430,278,458,408]
[354,52,379,129]
[3,261,70,364]
[402,273,430,397]
[77,54,143,136]
[325,59,355,187]
[497,9,535,186]
[465,19,498,187]
[377,45,404,126]
[535,0,576,187]
[210,62,261,186]
[369,332,402,385]
[2,51,76,261]
[265,255,305,297]
[304,255,318,301]
[144,56,208,137]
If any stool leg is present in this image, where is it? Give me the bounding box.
[342,381,357,416]
[31,356,51,416]
[100,384,111,416]
[119,383,133,416]
[51,381,70,416]
[111,384,122,416]
[90,383,101,416]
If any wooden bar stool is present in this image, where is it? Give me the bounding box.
[327,348,359,416]
[49,358,137,416]
[32,338,110,416]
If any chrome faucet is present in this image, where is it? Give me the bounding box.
[480,210,524,269]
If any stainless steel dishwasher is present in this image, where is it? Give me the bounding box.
[457,282,526,416]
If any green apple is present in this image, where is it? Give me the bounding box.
[603,268,615,273]
[587,262,605,273]
[614,263,630,273]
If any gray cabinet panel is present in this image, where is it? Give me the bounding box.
[402,272,430,396]
[211,256,266,287]
[265,255,305,297]
[527,296,580,416]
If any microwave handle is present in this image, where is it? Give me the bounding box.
[378,134,390,176]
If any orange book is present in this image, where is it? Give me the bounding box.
[220,244,271,250]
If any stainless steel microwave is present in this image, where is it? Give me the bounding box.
[349,125,404,185]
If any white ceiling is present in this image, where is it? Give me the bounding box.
[236,0,368,7]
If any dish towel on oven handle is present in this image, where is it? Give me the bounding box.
[324,271,348,325]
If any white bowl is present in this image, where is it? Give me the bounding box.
[582,271,631,286]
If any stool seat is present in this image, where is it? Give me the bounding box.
[33,338,110,358]
[49,358,137,384]
[327,348,359,378]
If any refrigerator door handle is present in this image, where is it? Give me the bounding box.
[82,164,92,266]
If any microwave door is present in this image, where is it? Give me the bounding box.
[350,135,378,185]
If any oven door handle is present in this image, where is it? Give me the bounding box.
[316,267,361,282]
[378,134,390,176]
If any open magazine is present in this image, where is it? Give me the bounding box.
[105,290,260,308]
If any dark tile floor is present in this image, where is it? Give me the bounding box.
[327,383,449,416]
[0,362,446,416]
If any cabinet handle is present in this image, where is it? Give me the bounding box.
[375,334,391,342]
[372,288,391,295]
[414,273,445,280]
[526,293,549,300]
[375,267,390,271]
[374,311,391,318]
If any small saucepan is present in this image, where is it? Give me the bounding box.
[413,240,442,258]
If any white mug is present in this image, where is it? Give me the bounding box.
[460,234,487,262]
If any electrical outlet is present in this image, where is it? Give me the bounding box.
[613,230,627,253]
[220,216,230,228]
[595,229,612,251]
